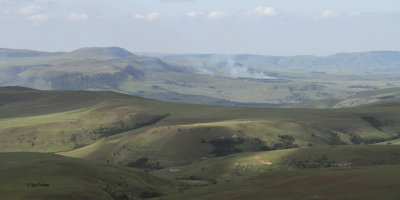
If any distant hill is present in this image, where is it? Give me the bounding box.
[156,51,400,72]
[2,47,400,106]
[0,48,63,57]
[291,87,400,108]
[70,47,135,58]
[0,47,134,58]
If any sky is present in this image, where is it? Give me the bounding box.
[0,0,399,56]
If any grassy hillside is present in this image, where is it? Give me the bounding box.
[155,145,400,182]
[155,145,400,200]
[61,96,400,167]
[1,87,399,165]
[1,87,400,199]
[0,86,171,152]
[157,164,400,200]
[0,152,173,200]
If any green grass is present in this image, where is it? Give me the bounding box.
[156,165,400,200]
[2,87,400,164]
[1,87,400,199]
[0,152,174,200]
[2,146,400,200]
[154,145,400,200]
[154,145,400,182]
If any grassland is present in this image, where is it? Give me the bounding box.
[0,152,175,200]
[152,145,400,199]
[1,87,400,199]
[157,165,400,200]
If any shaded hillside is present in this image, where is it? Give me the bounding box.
[0,152,170,200]
[157,164,400,200]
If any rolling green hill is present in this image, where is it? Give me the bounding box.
[2,87,400,199]
[156,145,400,182]
[1,86,399,164]
[155,145,400,200]
[157,164,400,200]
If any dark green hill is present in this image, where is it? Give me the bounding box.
[0,152,171,200]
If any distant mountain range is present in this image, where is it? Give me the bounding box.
[1,47,400,106]
[290,87,400,109]
[148,50,400,73]
[0,47,134,58]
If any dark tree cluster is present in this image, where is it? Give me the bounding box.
[209,137,244,157]
[273,135,299,150]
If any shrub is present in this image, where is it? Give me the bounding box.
[326,131,346,145]
[209,137,244,157]
[272,135,299,150]
[127,157,149,168]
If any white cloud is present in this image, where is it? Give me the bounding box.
[67,13,88,21]
[313,10,341,21]
[321,10,341,19]
[251,6,279,17]
[134,12,159,21]
[26,14,48,22]
[0,11,13,20]
[207,11,226,19]
[187,11,203,18]
[18,5,41,15]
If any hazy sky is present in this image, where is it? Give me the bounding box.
[0,0,399,56]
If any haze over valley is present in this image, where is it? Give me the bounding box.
[2,47,400,106]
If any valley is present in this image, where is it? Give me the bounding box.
[2,48,400,106]
[2,0,399,199]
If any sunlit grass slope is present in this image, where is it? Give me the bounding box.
[155,145,400,181]
[2,87,400,165]
[155,145,400,200]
